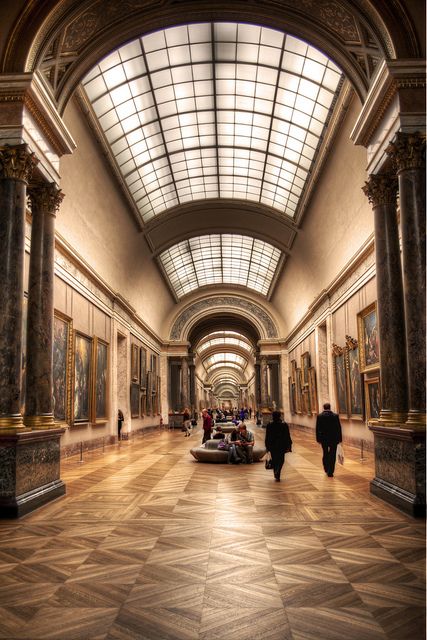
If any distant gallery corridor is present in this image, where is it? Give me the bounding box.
[0,425,424,640]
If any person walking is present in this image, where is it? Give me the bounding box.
[182,407,191,437]
[265,411,292,481]
[316,402,342,477]
[201,409,213,444]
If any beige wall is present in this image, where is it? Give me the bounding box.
[58,98,174,336]
[271,94,372,336]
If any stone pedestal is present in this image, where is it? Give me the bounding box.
[168,412,185,429]
[0,428,66,518]
[369,423,425,517]
[261,410,273,427]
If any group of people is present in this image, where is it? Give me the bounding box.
[196,404,342,480]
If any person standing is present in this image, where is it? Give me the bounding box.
[118,409,124,440]
[183,407,191,437]
[201,409,213,444]
[265,411,292,481]
[316,403,342,477]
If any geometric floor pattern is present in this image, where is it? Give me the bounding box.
[0,424,425,639]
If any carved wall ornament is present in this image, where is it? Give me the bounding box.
[170,296,278,340]
[345,334,358,350]
[332,343,343,357]
[28,182,64,217]
[0,145,38,183]
[362,173,398,208]
[386,132,426,173]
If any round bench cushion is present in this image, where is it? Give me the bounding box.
[190,439,267,463]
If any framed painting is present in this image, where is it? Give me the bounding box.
[302,386,311,415]
[140,390,147,417]
[73,332,92,423]
[346,338,363,419]
[131,343,139,382]
[156,375,161,414]
[53,311,73,422]
[150,356,157,392]
[94,338,108,422]
[290,359,297,384]
[130,383,140,418]
[140,347,147,389]
[301,351,311,386]
[364,375,381,421]
[295,368,302,414]
[308,366,318,414]
[333,345,348,417]
[358,303,380,372]
[288,376,295,414]
[146,372,153,415]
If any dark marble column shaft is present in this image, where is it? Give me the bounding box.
[387,132,426,425]
[260,356,268,407]
[363,174,407,422]
[0,145,37,431]
[181,356,189,409]
[254,363,261,408]
[25,183,64,429]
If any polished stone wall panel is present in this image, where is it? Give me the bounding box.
[0,446,17,497]
[15,437,61,495]
[374,434,415,493]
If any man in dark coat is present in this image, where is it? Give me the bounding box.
[316,403,342,477]
[265,411,292,481]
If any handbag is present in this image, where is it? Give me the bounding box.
[265,452,273,470]
[336,443,344,465]
[218,440,229,450]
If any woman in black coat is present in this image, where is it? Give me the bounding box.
[265,411,292,481]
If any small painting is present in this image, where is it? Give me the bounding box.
[365,376,381,421]
[73,332,92,423]
[140,347,147,389]
[358,303,380,372]
[53,312,72,422]
[94,339,108,421]
[295,368,302,414]
[130,382,140,418]
[301,351,311,386]
[288,376,295,414]
[290,359,297,384]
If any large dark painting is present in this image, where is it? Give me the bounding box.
[130,382,140,418]
[95,340,108,420]
[73,332,92,422]
[53,314,71,421]
[348,345,363,417]
[140,347,146,389]
[334,350,348,416]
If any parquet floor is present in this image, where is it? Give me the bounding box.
[0,424,425,640]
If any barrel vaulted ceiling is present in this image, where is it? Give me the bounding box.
[81,21,343,300]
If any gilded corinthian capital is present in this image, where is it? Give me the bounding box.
[386,131,426,172]
[0,144,38,183]
[362,173,398,207]
[28,182,64,216]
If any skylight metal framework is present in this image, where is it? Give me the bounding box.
[159,233,281,297]
[82,22,342,223]
[197,334,252,353]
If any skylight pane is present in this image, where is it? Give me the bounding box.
[83,22,342,222]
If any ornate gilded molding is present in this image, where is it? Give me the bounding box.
[345,334,358,350]
[332,343,343,357]
[386,131,426,173]
[28,182,65,217]
[362,173,398,207]
[170,296,278,340]
[0,144,38,183]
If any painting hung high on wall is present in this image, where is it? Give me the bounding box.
[295,368,302,414]
[308,366,318,414]
[347,340,363,418]
[333,345,348,416]
[301,351,311,386]
[140,347,146,389]
[290,359,297,384]
[94,339,108,421]
[131,343,139,382]
[364,375,381,421]
[73,332,92,423]
[53,312,72,422]
[288,376,295,414]
[358,303,380,372]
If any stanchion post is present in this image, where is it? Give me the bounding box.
[360,439,365,462]
[102,436,105,454]
[78,441,84,464]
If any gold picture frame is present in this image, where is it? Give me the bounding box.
[357,303,380,373]
[301,351,311,386]
[93,337,109,423]
[53,310,73,424]
[72,331,93,424]
[308,366,318,415]
[332,344,349,417]
[131,343,139,382]
[364,374,381,421]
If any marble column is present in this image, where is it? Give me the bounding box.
[25,183,64,430]
[363,174,408,423]
[260,356,268,407]
[387,132,426,426]
[181,356,188,409]
[0,144,38,432]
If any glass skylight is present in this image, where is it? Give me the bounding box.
[206,362,244,373]
[159,233,281,298]
[197,334,252,353]
[204,352,248,369]
[82,22,342,222]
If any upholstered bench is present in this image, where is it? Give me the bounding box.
[190,439,267,463]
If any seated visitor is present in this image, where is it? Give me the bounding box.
[235,422,255,464]
[212,425,225,439]
[227,427,242,464]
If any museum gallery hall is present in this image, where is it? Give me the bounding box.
[0,1,425,639]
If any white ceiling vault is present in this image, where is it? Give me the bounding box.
[81,21,343,301]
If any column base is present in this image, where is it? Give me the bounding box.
[260,410,273,427]
[369,423,425,518]
[0,427,66,519]
[0,415,29,434]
